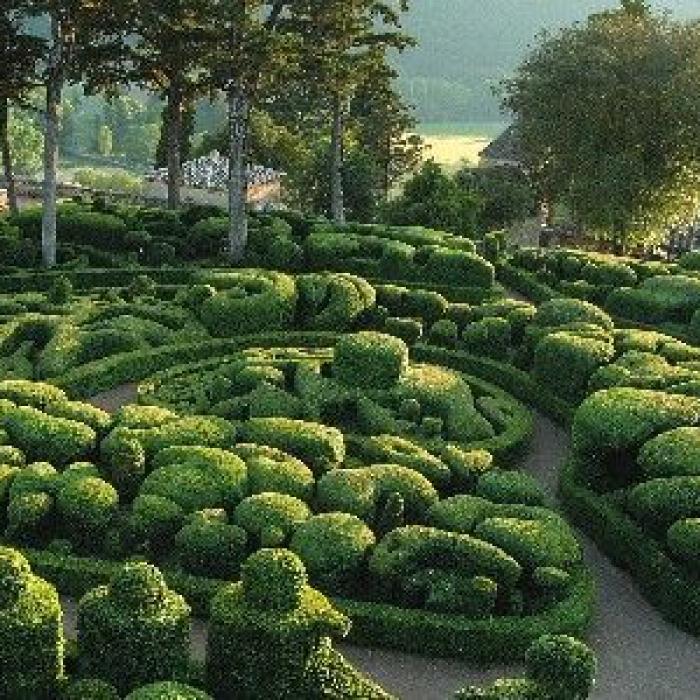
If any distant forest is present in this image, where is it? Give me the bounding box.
[398,0,698,123]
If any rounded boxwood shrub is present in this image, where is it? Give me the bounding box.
[638,427,700,479]
[525,634,597,700]
[78,562,191,695]
[333,332,409,390]
[359,434,451,486]
[427,495,495,534]
[241,417,344,474]
[56,476,119,544]
[129,495,185,554]
[2,405,96,466]
[429,319,459,348]
[6,491,54,542]
[234,492,311,546]
[572,388,700,483]
[290,512,376,589]
[384,316,423,345]
[667,518,700,567]
[628,476,700,534]
[534,331,615,402]
[474,516,581,571]
[125,682,212,700]
[0,547,64,699]
[206,549,350,699]
[236,443,315,502]
[462,317,512,360]
[442,446,494,491]
[534,298,613,331]
[198,271,297,337]
[175,513,248,579]
[317,465,439,523]
[475,471,545,507]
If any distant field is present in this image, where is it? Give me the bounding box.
[417,121,509,170]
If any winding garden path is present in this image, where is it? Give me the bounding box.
[76,386,700,699]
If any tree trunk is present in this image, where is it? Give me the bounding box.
[42,12,62,269]
[330,95,345,225]
[166,81,184,210]
[0,98,18,215]
[227,84,249,263]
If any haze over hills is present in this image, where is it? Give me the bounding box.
[398,0,699,123]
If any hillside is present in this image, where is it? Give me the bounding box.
[398,0,699,122]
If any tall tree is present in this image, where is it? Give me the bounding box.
[129,0,216,209]
[27,0,127,267]
[0,3,43,215]
[295,0,411,223]
[351,53,423,201]
[206,0,300,262]
[505,5,700,251]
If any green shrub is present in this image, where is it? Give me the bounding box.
[442,446,494,491]
[233,492,311,545]
[358,434,451,486]
[369,525,522,591]
[401,288,448,323]
[2,405,96,466]
[666,518,700,567]
[186,217,227,258]
[115,404,178,429]
[384,317,423,345]
[533,331,615,402]
[290,512,376,590]
[462,317,512,360]
[0,379,66,409]
[129,495,185,554]
[175,514,248,579]
[206,549,350,699]
[9,461,59,499]
[475,471,545,507]
[474,516,581,571]
[638,427,700,478]
[56,476,119,545]
[100,431,146,499]
[628,476,700,533]
[525,634,597,700]
[333,332,409,390]
[534,298,613,331]
[236,443,315,502]
[0,547,64,699]
[572,388,700,483]
[125,682,212,700]
[242,417,345,474]
[429,319,459,348]
[317,465,439,522]
[47,275,73,305]
[6,491,54,543]
[141,448,246,514]
[427,494,495,534]
[199,271,297,337]
[78,562,190,695]
[423,248,495,287]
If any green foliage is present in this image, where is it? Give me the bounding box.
[638,427,700,478]
[291,513,376,590]
[0,547,64,699]
[125,682,212,700]
[78,562,190,695]
[475,471,545,507]
[62,678,120,700]
[333,332,409,390]
[666,518,700,567]
[56,476,119,545]
[462,317,512,360]
[534,298,613,331]
[234,492,311,545]
[628,477,700,534]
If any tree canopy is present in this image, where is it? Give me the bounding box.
[505,5,700,251]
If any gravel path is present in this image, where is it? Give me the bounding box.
[86,383,138,413]
[70,384,700,699]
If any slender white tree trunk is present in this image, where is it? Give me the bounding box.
[0,98,18,215]
[42,12,62,269]
[330,95,345,224]
[228,84,249,263]
[166,81,183,210]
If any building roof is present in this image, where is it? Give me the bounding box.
[479,124,522,164]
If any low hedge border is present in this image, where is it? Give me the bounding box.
[18,545,594,663]
[559,458,700,636]
[366,277,504,305]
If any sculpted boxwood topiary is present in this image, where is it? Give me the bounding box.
[290,512,376,589]
[627,476,700,534]
[0,547,64,699]
[56,475,119,545]
[78,562,190,695]
[234,492,311,546]
[125,682,213,700]
[206,549,351,699]
[333,332,409,390]
[638,427,700,479]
